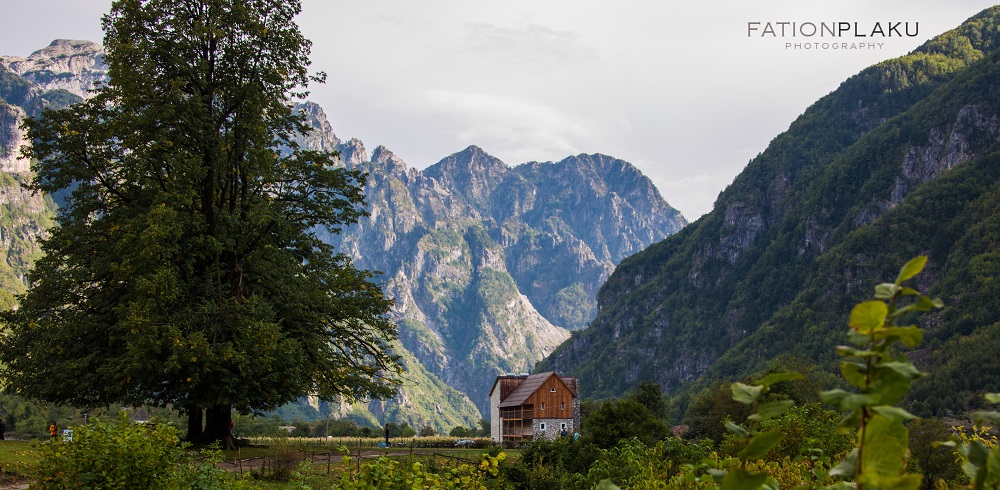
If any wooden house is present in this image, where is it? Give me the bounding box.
[488,371,580,443]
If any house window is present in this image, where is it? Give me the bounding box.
[561,402,565,410]
[550,387,556,392]
[541,402,545,410]
[539,423,546,431]
[561,423,567,431]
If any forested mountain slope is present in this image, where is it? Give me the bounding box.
[538,7,1000,415]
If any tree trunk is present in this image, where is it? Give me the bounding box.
[186,407,204,442]
[201,404,234,449]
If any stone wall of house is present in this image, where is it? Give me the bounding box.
[532,418,574,440]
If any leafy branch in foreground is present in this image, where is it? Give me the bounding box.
[820,256,942,490]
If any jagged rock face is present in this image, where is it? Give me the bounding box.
[538,7,1000,401]
[326,145,686,414]
[292,101,342,153]
[0,103,28,172]
[0,40,106,98]
[0,171,54,309]
[0,40,687,426]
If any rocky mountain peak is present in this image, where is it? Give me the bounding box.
[292,101,341,154]
[0,40,106,98]
[338,138,367,166]
[423,146,510,206]
[370,145,408,175]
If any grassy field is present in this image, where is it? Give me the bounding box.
[0,440,41,484]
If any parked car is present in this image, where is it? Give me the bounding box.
[454,439,474,447]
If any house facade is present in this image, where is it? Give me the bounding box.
[488,371,580,443]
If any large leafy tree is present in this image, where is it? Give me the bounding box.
[0,0,400,446]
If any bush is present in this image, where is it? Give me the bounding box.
[32,413,239,489]
[258,440,304,482]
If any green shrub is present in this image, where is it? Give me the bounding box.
[258,440,304,482]
[31,413,239,489]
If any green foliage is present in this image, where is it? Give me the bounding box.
[32,414,239,489]
[257,440,303,482]
[820,257,941,488]
[518,436,603,483]
[584,398,670,449]
[318,452,508,489]
[449,425,473,437]
[631,381,668,420]
[745,403,854,462]
[907,418,962,489]
[944,393,1000,489]
[684,382,753,444]
[0,0,400,445]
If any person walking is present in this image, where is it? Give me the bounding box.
[49,421,58,442]
[0,418,6,440]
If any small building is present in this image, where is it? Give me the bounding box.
[488,371,580,443]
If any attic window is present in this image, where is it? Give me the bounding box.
[541,402,545,410]
[550,387,556,392]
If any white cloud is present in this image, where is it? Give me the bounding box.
[418,90,596,164]
[5,0,1000,220]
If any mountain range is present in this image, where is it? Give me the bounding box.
[537,6,1000,417]
[0,40,686,430]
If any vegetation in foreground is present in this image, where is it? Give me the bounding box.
[5,257,998,489]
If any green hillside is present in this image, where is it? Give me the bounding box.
[538,6,1000,415]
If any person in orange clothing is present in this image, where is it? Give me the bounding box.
[49,421,58,442]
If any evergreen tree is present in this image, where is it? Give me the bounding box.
[0,0,400,447]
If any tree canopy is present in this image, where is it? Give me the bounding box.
[0,0,400,445]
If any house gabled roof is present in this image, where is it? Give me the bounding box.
[499,371,575,408]
[488,373,528,398]
[561,375,579,397]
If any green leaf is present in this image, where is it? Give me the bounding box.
[749,400,795,421]
[756,371,804,388]
[899,286,919,296]
[721,469,770,490]
[821,389,880,410]
[971,411,1000,426]
[731,382,764,404]
[879,326,923,347]
[849,301,888,334]
[835,345,878,358]
[881,361,921,380]
[875,474,923,490]
[596,479,622,490]
[965,440,990,467]
[828,448,858,477]
[859,415,908,480]
[985,393,1000,404]
[725,420,749,438]
[875,283,898,300]
[896,256,927,284]
[739,429,784,460]
[847,329,870,346]
[840,361,868,388]
[835,409,863,434]
[872,405,918,421]
[871,363,919,405]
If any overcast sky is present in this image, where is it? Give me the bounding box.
[2,1,998,219]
